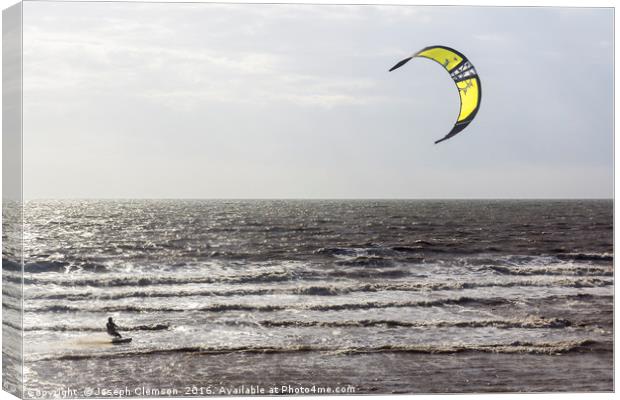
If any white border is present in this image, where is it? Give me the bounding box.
[0,1,616,400]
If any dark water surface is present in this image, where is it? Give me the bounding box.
[3,200,613,395]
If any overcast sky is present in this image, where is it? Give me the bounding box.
[21,2,613,199]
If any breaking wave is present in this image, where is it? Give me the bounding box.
[249,315,572,329]
[16,296,512,314]
[487,265,612,277]
[32,339,602,362]
[22,277,613,301]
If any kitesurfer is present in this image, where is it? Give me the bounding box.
[106,317,122,338]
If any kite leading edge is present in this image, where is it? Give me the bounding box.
[389,45,481,144]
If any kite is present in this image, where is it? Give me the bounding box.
[389,45,481,144]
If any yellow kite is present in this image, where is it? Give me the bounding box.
[389,45,481,144]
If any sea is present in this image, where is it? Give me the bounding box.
[2,199,614,396]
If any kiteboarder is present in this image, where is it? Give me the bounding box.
[106,317,122,338]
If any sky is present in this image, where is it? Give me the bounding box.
[20,2,613,199]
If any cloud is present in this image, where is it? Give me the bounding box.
[21,2,613,199]
[472,33,508,42]
[24,8,393,110]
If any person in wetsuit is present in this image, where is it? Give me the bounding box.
[106,317,122,338]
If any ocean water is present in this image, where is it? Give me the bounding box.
[3,200,613,395]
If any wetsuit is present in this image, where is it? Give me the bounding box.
[106,320,122,338]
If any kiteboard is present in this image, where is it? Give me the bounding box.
[111,337,132,344]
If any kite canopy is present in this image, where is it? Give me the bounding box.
[389,45,481,144]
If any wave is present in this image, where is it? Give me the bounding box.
[335,256,393,267]
[2,259,21,272]
[15,296,511,314]
[556,253,613,262]
[13,316,574,333]
[15,314,578,334]
[314,246,394,257]
[327,268,409,279]
[391,245,442,253]
[22,277,613,302]
[26,261,109,274]
[4,259,111,273]
[315,243,452,258]
[487,265,612,277]
[32,339,602,361]
[248,315,572,329]
[12,270,305,288]
[7,251,613,288]
[16,293,612,315]
[4,321,170,332]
